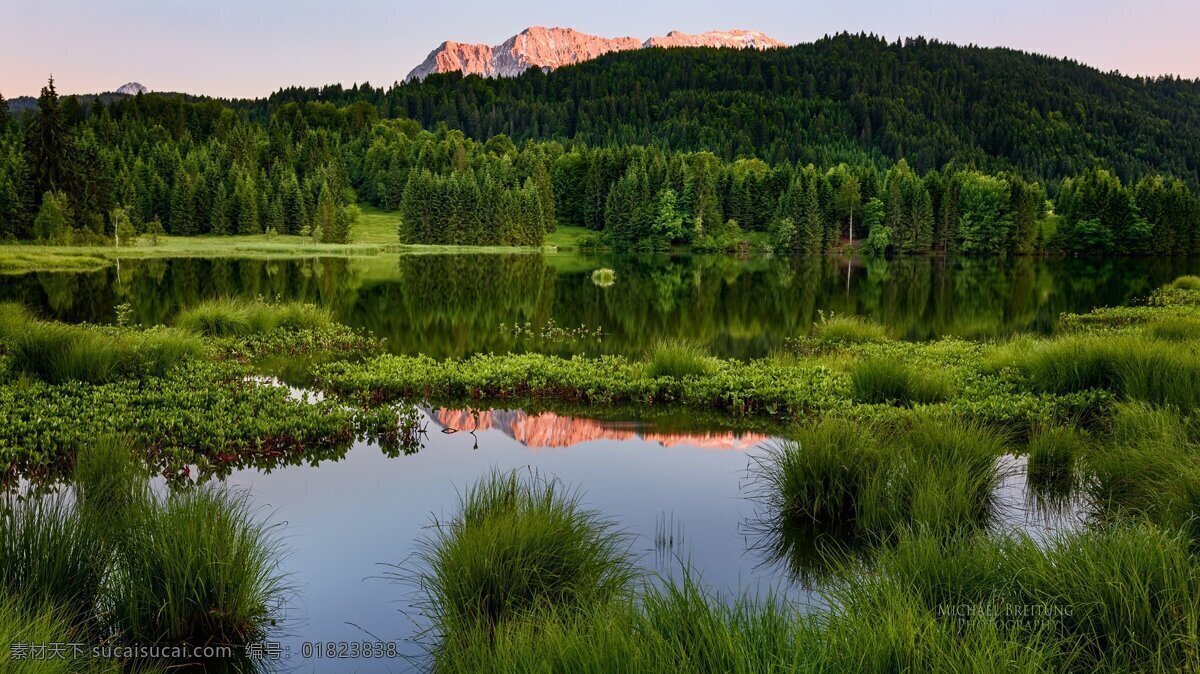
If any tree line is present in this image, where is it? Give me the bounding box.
[263,33,1200,190]
[2,77,1199,257]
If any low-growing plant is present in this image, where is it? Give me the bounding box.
[849,356,953,405]
[415,471,636,641]
[646,340,719,379]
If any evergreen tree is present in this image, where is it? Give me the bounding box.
[26,77,75,204]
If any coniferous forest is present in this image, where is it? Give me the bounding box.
[2,33,1200,255]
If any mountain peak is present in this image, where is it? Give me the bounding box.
[115,82,147,95]
[406,27,784,81]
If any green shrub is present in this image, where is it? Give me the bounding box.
[646,340,719,379]
[108,486,287,647]
[849,357,952,405]
[813,314,889,344]
[417,471,636,638]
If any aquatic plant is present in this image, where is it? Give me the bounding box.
[993,334,1200,408]
[812,313,889,344]
[646,340,719,379]
[849,356,953,405]
[0,494,105,622]
[415,471,636,640]
[1169,275,1200,290]
[108,486,288,648]
[590,268,616,287]
[1025,425,1086,497]
[175,297,332,336]
[752,416,1006,564]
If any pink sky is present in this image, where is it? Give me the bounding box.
[2,0,1197,99]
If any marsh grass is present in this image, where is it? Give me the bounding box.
[3,316,203,384]
[175,297,332,336]
[416,471,637,642]
[813,314,889,344]
[1169,275,1200,291]
[849,356,953,405]
[646,340,719,379]
[1025,425,1087,511]
[993,334,1200,408]
[1145,315,1200,341]
[0,494,105,623]
[1087,404,1200,538]
[0,594,96,673]
[434,573,805,674]
[751,416,1006,579]
[108,485,288,648]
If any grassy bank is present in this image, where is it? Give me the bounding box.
[0,205,597,272]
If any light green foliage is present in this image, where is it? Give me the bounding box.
[33,190,72,243]
[646,340,719,379]
[957,172,1013,255]
[174,298,332,337]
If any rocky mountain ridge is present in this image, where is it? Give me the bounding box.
[406,26,784,81]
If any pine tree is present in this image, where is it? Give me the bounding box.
[26,77,75,204]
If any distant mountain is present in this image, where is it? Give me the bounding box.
[115,82,148,95]
[405,26,783,81]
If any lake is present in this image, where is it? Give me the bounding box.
[1,253,1195,358]
[222,404,1079,672]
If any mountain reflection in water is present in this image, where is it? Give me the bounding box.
[431,408,773,451]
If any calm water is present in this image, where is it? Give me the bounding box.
[221,405,1079,672]
[2,253,1196,358]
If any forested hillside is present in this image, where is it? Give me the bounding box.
[267,33,1200,188]
[3,32,1200,258]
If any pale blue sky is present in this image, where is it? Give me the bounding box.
[3,0,1197,98]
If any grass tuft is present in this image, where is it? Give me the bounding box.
[108,485,288,647]
[1169,275,1200,290]
[1145,316,1200,341]
[813,314,889,344]
[416,470,636,641]
[175,297,333,337]
[849,356,952,405]
[645,340,719,379]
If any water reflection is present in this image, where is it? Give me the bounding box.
[2,253,1195,358]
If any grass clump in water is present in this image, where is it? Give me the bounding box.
[0,494,105,623]
[108,486,288,648]
[813,314,889,344]
[849,356,953,405]
[416,470,636,641]
[645,339,719,379]
[753,416,1005,571]
[175,297,332,336]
